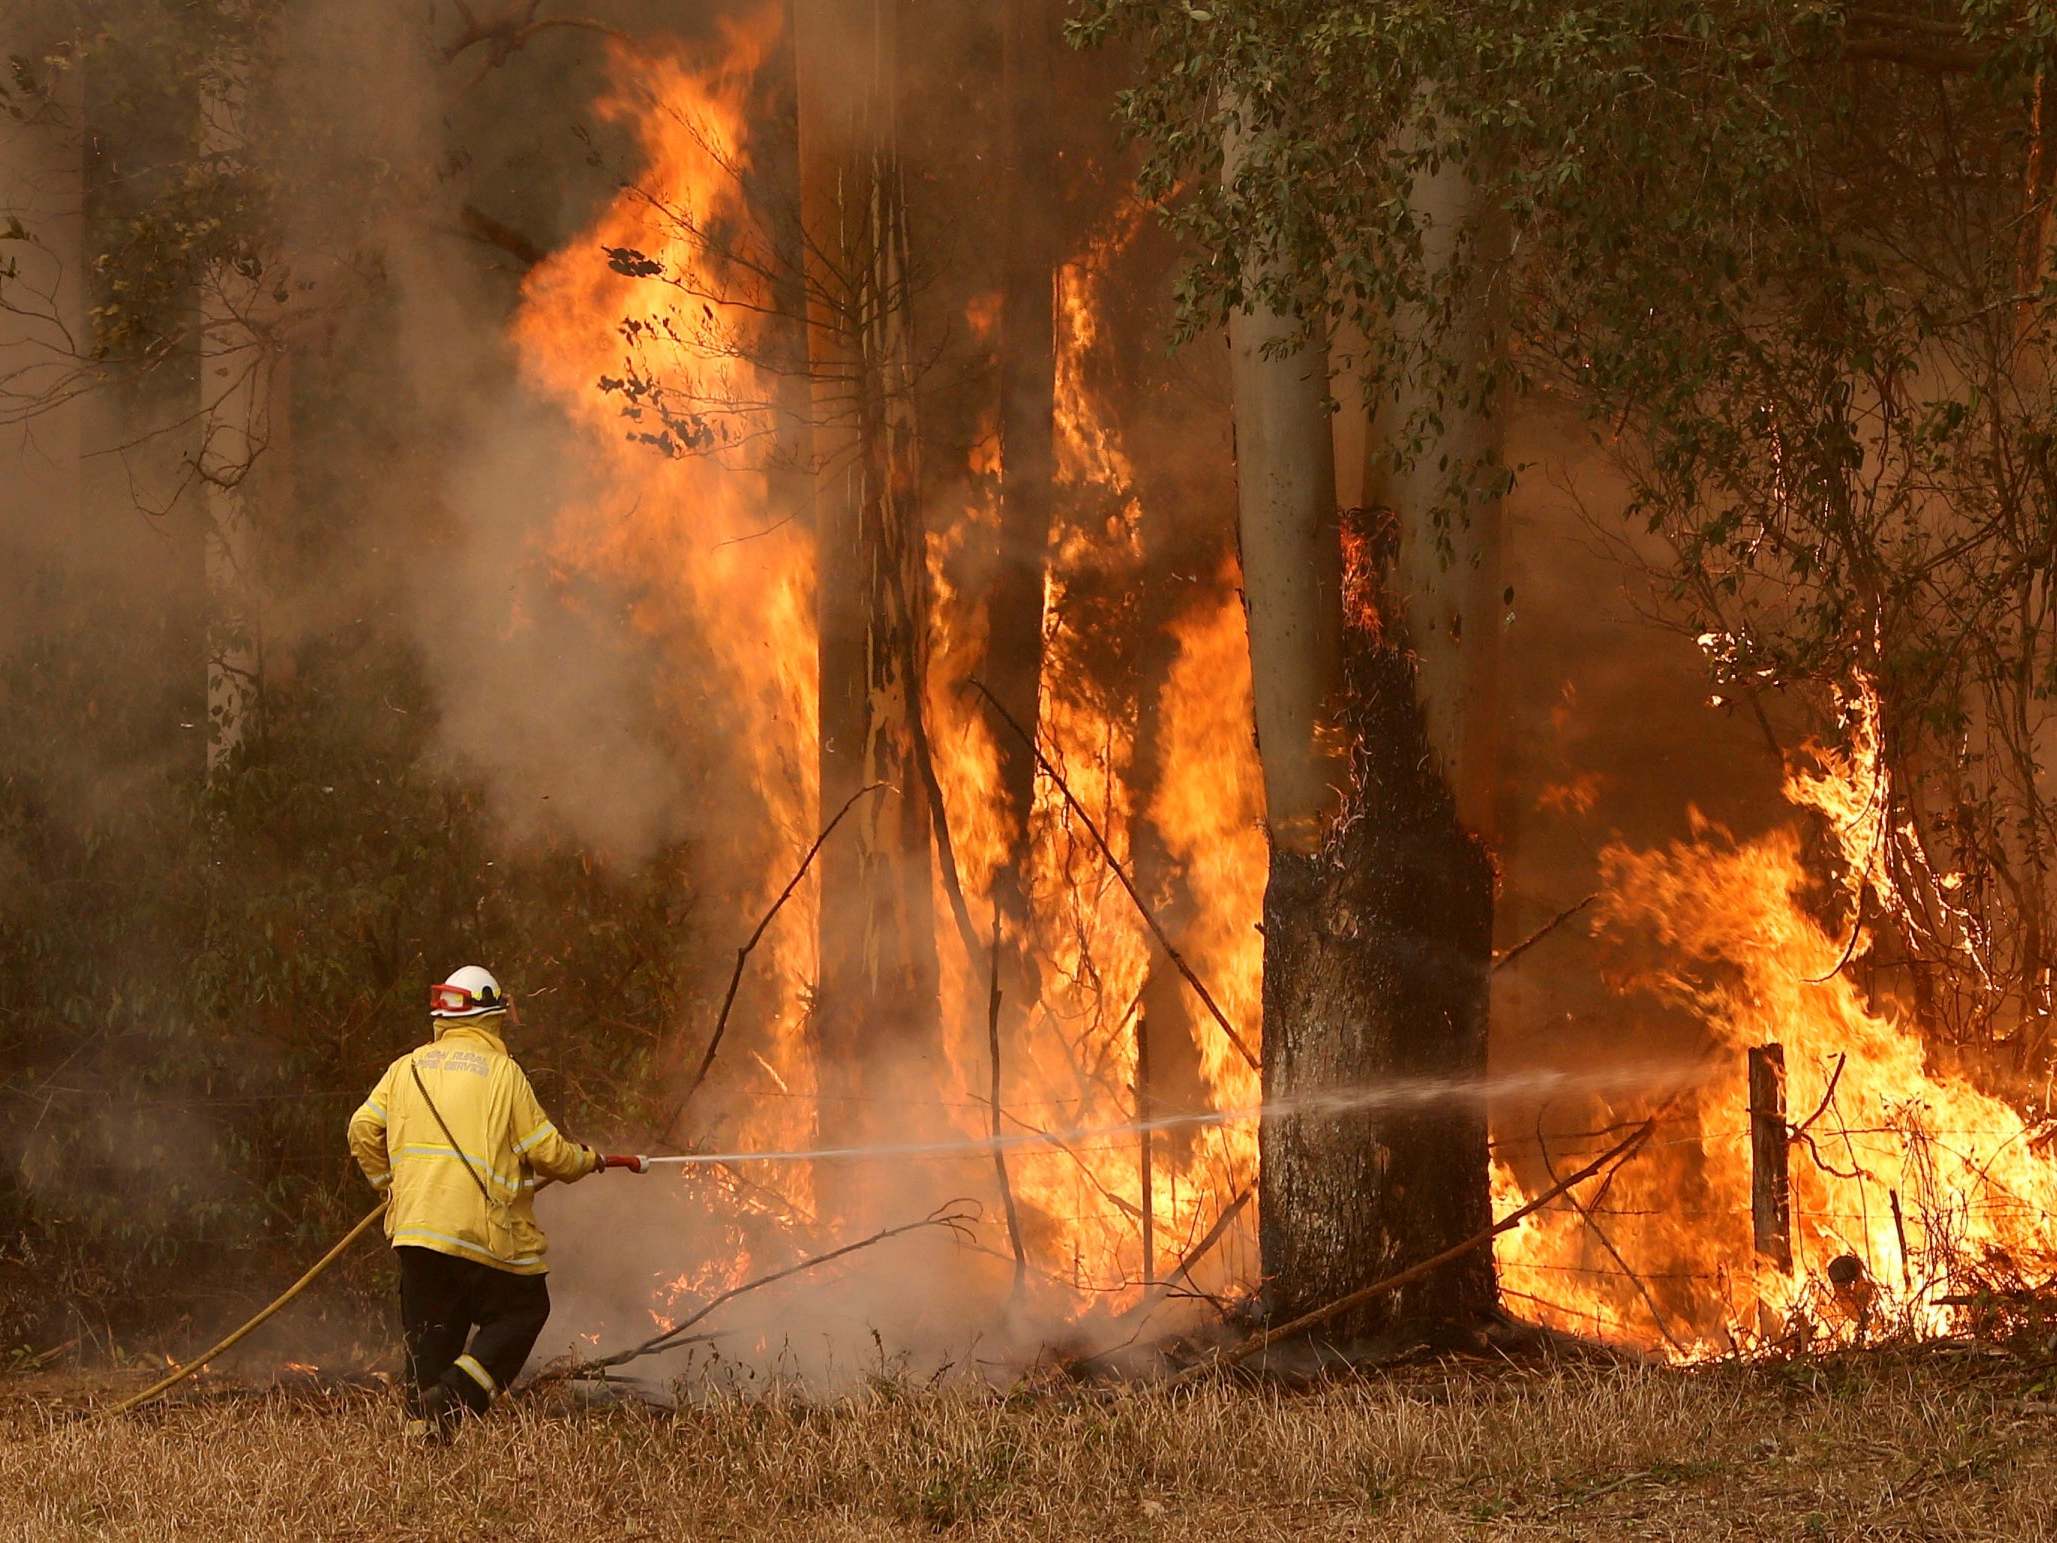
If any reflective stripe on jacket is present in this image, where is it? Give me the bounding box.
[346,1020,598,1275]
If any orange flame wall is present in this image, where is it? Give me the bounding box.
[1495,681,2057,1355]
[513,29,1265,1316]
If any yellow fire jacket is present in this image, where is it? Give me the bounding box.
[346,1019,599,1275]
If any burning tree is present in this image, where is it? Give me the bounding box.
[1063,11,1512,1340]
[1074,0,2057,1346]
[508,1,1279,1337]
[791,0,945,1155]
[1080,0,2057,1090]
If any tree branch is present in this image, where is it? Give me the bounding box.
[1492,894,1597,973]
[662,781,885,1136]
[542,1202,979,1378]
[1536,1113,1686,1357]
[456,202,546,268]
[967,677,1260,1072]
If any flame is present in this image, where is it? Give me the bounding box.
[1148,578,1265,1163]
[1537,772,1606,818]
[511,20,1264,1328]
[1495,676,2057,1355]
[513,19,819,1224]
[500,17,2057,1363]
[510,16,2057,1360]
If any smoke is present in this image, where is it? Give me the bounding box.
[2,0,1837,1376]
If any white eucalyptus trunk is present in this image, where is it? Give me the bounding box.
[1224,112,1343,857]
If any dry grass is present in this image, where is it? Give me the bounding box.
[5,1352,2055,1540]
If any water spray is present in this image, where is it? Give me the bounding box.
[609,1058,1709,1172]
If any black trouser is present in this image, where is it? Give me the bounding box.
[396,1245,551,1416]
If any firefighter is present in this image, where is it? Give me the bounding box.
[347,965,604,1441]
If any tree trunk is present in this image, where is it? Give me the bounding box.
[1361,153,1509,842]
[1256,511,1498,1336]
[986,0,1060,958]
[795,0,940,1147]
[199,53,280,779]
[1225,275,1343,851]
[1228,106,1497,1340]
[79,10,204,782]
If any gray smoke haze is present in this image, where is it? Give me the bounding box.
[2,0,1818,1381]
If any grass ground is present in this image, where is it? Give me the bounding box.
[5,1350,2056,1540]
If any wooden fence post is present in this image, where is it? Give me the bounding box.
[1748,1043,1793,1273]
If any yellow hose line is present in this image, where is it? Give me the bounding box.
[103,1198,390,1419]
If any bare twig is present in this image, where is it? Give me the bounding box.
[1171,1118,1659,1384]
[1069,1186,1256,1374]
[1137,981,1154,1287]
[1791,1051,1849,1137]
[1890,1188,1913,1290]
[987,908,1028,1296]
[967,678,1259,1072]
[999,1105,1144,1222]
[441,1,629,67]
[664,782,884,1134]
[1492,895,1597,972]
[1804,891,1868,984]
[910,667,983,969]
[555,1202,979,1377]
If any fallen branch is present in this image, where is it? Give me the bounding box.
[967,678,1258,1072]
[664,781,884,1135]
[1170,1117,1658,1384]
[553,1202,980,1378]
[986,909,1028,1296]
[1492,895,1596,973]
[16,1337,78,1372]
[1112,1185,1253,1328]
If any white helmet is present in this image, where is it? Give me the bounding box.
[428,964,508,1019]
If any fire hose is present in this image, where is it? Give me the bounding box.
[103,1154,651,1419]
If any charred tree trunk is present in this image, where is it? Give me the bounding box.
[796,0,940,1143]
[1257,516,1498,1337]
[761,0,818,519]
[986,0,1059,965]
